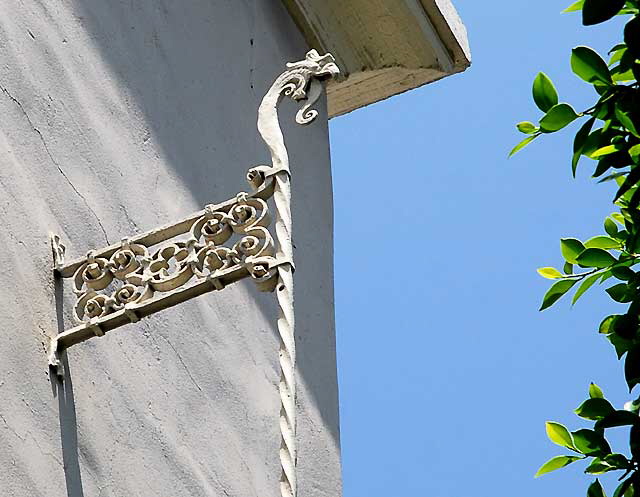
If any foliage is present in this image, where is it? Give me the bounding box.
[512,1,640,494]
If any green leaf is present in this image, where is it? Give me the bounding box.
[613,171,640,202]
[572,46,613,84]
[532,72,559,112]
[594,158,622,180]
[613,478,633,497]
[546,421,576,449]
[535,455,582,477]
[620,208,635,224]
[537,267,564,279]
[624,16,640,57]
[615,105,640,138]
[573,273,601,304]
[609,44,626,55]
[509,134,538,157]
[625,345,640,392]
[582,0,626,25]
[588,479,606,497]
[590,382,604,399]
[564,262,574,274]
[634,60,640,82]
[540,103,580,132]
[612,66,636,82]
[605,218,619,236]
[561,238,586,263]
[606,283,633,303]
[572,429,611,456]
[605,453,630,469]
[594,159,613,178]
[613,313,637,339]
[611,212,625,224]
[629,144,640,162]
[585,458,615,474]
[585,236,620,249]
[583,128,605,158]
[575,398,616,420]
[613,230,628,243]
[594,154,617,183]
[517,121,538,134]
[600,270,614,284]
[629,184,640,211]
[609,332,634,359]
[563,0,584,12]
[611,266,634,280]
[595,410,640,430]
[620,6,640,15]
[600,172,629,185]
[610,45,628,65]
[590,144,625,159]
[576,248,616,268]
[540,279,578,310]
[600,315,618,334]
[615,170,627,185]
[573,117,597,176]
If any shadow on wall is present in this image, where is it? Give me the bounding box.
[70,0,306,205]
[51,277,85,497]
[67,0,340,444]
[52,361,85,497]
[44,0,340,492]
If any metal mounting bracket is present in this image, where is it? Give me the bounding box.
[48,189,280,370]
[48,50,339,497]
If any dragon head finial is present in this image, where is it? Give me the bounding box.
[285,49,340,81]
[256,50,339,170]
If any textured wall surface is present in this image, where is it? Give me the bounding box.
[0,1,341,496]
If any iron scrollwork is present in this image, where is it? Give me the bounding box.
[49,49,339,497]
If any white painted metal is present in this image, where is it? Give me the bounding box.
[256,50,339,497]
[49,50,339,497]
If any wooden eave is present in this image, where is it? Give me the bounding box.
[280,0,471,117]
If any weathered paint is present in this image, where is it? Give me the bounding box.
[281,0,470,116]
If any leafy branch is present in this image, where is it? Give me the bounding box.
[512,0,640,495]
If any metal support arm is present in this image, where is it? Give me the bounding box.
[49,50,339,497]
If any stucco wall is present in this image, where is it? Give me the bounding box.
[0,1,341,496]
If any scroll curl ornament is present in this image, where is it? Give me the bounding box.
[66,195,276,325]
[48,49,339,497]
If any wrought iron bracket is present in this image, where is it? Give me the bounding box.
[48,49,338,497]
[48,187,281,372]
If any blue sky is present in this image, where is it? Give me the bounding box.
[329,2,632,496]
